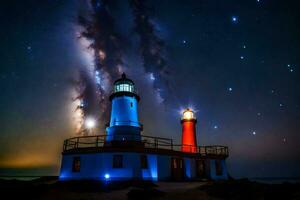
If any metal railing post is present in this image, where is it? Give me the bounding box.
[96,136,99,147]
[76,137,79,148]
[63,140,67,151]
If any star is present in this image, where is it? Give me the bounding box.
[213,125,218,129]
[279,103,283,107]
[182,40,187,44]
[257,112,261,116]
[228,87,233,92]
[290,69,294,72]
[252,131,256,135]
[243,45,246,49]
[232,16,238,23]
[149,73,155,80]
[27,46,32,53]
[283,138,286,143]
[79,102,85,108]
[240,56,244,60]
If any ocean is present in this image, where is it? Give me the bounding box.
[0,176,41,181]
[251,177,300,184]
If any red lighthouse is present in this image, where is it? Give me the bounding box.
[181,108,197,153]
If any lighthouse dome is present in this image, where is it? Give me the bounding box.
[114,73,135,93]
[182,108,196,120]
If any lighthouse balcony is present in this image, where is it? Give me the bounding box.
[62,134,229,158]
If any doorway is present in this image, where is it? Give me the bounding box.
[171,157,184,181]
[196,159,205,178]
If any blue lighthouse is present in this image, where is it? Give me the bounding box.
[106,73,142,142]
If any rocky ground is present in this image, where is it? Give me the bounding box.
[0,177,299,200]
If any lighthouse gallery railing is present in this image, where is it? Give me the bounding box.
[63,135,228,157]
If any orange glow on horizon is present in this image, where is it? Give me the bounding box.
[0,154,57,169]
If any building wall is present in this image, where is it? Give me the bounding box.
[206,159,228,180]
[142,154,158,181]
[110,96,139,127]
[184,158,197,179]
[157,155,171,180]
[60,153,100,180]
[60,153,228,181]
[60,152,159,181]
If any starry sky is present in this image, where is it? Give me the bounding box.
[0,0,299,178]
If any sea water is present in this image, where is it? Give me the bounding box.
[0,176,41,181]
[251,177,300,184]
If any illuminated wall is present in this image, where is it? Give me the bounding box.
[59,153,228,181]
[60,153,159,181]
[181,120,197,153]
[206,159,228,180]
[184,158,196,178]
[181,109,197,153]
[106,95,141,142]
[109,96,139,127]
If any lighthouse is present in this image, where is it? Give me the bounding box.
[106,73,142,142]
[181,108,197,153]
[60,75,229,181]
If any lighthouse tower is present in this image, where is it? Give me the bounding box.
[106,73,142,142]
[181,108,197,153]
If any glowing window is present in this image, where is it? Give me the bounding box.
[124,84,129,91]
[179,159,183,169]
[119,84,124,91]
[172,158,177,169]
[72,157,80,172]
[115,83,134,93]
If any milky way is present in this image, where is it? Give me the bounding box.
[75,0,175,133]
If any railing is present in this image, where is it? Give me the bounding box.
[63,135,228,157]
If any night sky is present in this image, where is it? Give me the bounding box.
[0,0,299,178]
